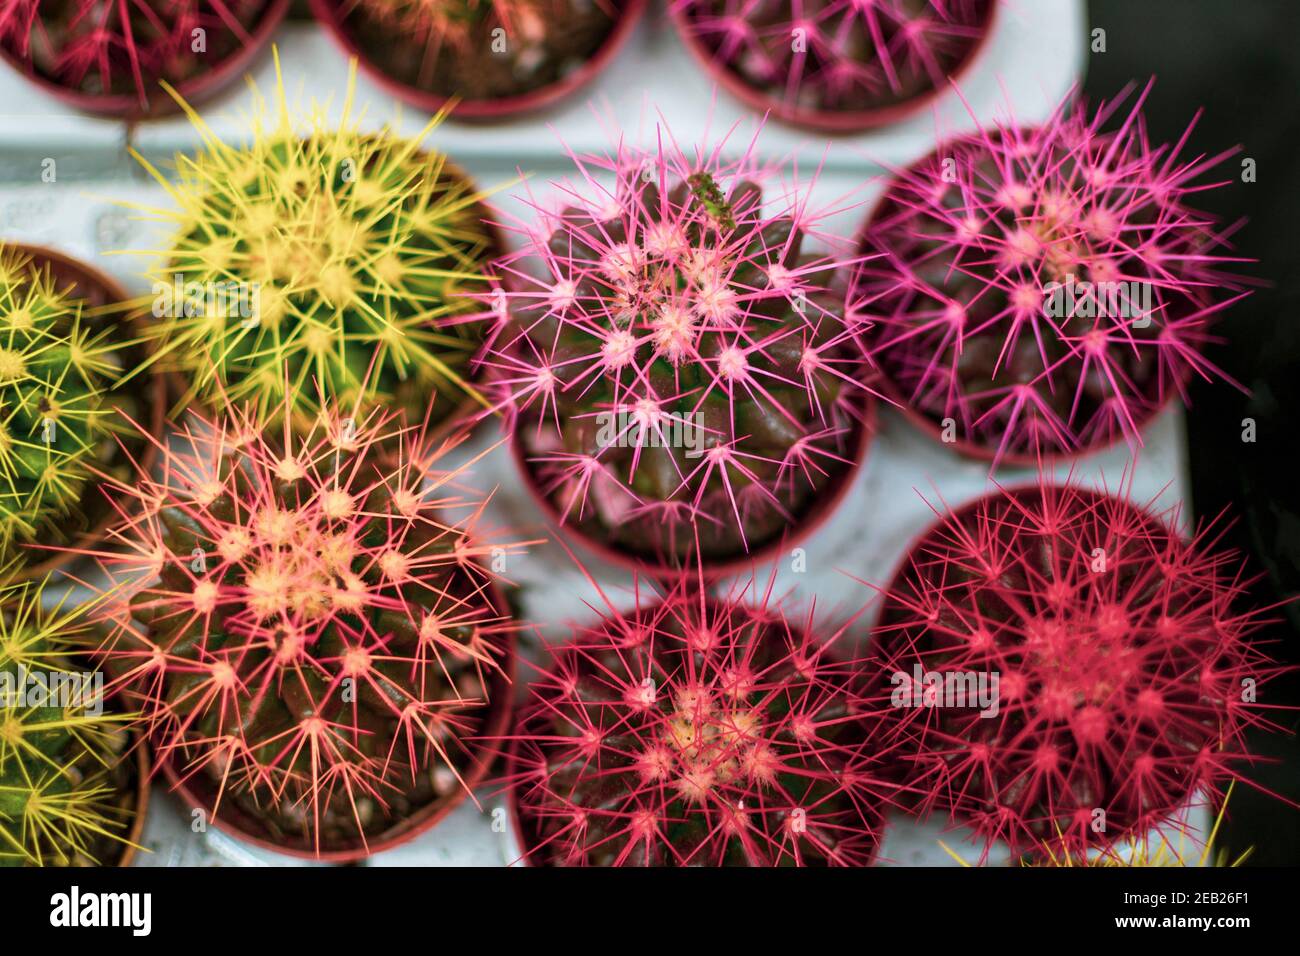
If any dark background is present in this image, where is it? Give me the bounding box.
[1084,0,1300,864]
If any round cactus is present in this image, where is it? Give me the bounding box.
[81,383,523,857]
[868,477,1287,861]
[130,54,501,436]
[320,0,627,108]
[1,577,139,867]
[671,0,994,127]
[508,577,897,865]
[489,122,876,569]
[852,81,1250,464]
[0,245,133,567]
[0,0,281,113]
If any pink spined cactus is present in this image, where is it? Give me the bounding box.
[506,571,903,865]
[671,0,994,124]
[74,388,525,857]
[866,475,1290,862]
[1,0,271,110]
[487,121,880,569]
[852,81,1252,465]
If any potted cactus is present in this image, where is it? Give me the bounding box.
[311,0,646,120]
[669,0,997,133]
[0,242,166,580]
[0,0,289,118]
[129,54,504,441]
[79,382,526,860]
[0,577,147,867]
[867,475,1288,863]
[852,81,1251,466]
[506,574,900,865]
[489,120,879,577]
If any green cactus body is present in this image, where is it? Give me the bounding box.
[0,580,137,866]
[0,248,127,564]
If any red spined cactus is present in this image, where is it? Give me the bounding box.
[488,120,878,571]
[76,386,525,857]
[670,0,995,128]
[506,572,902,865]
[867,475,1290,861]
[0,0,280,112]
[852,81,1251,464]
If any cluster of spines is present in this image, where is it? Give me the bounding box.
[852,80,1250,463]
[487,121,876,565]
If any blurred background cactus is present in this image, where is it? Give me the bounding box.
[0,0,285,114]
[0,577,140,866]
[0,244,135,572]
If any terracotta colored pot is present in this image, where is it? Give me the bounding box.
[0,0,290,120]
[509,393,876,583]
[309,0,647,122]
[667,0,998,134]
[854,140,1196,470]
[154,579,517,863]
[3,242,169,582]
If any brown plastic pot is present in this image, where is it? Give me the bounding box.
[309,0,647,122]
[667,0,997,134]
[154,578,517,863]
[509,392,876,583]
[3,242,169,582]
[0,0,289,120]
[855,139,1196,470]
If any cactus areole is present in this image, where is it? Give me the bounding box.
[491,125,877,575]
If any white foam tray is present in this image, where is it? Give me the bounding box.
[2,0,1213,868]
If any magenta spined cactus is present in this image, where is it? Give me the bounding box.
[670,0,996,131]
[505,571,903,865]
[852,81,1252,465]
[74,383,527,859]
[865,474,1291,862]
[488,121,880,573]
[0,0,287,115]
